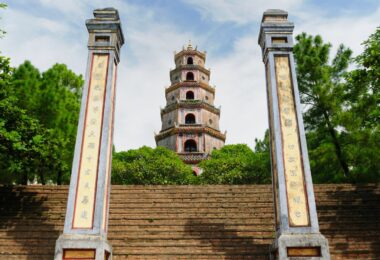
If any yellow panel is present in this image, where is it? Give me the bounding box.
[263,16,287,23]
[64,249,95,259]
[287,247,321,257]
[73,54,109,229]
[272,37,287,44]
[274,56,310,227]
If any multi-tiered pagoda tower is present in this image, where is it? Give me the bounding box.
[155,43,226,174]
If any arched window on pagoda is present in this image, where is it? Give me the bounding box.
[185,139,197,152]
[185,113,196,124]
[187,57,193,65]
[186,91,194,100]
[186,72,194,81]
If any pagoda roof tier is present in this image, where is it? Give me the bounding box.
[166,81,215,94]
[178,152,209,164]
[155,124,226,142]
[174,49,206,61]
[161,100,220,116]
[170,64,210,76]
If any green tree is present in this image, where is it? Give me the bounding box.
[10,61,41,114]
[39,64,83,184]
[10,62,83,184]
[253,130,272,181]
[111,146,197,185]
[294,33,352,182]
[0,55,63,184]
[341,28,380,182]
[199,140,271,185]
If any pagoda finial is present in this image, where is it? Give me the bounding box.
[187,40,193,50]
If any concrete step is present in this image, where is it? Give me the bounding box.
[0,184,379,259]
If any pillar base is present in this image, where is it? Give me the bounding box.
[54,234,112,260]
[270,233,330,260]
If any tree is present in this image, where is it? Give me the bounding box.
[294,33,352,181]
[0,55,63,184]
[253,130,272,182]
[0,56,83,185]
[111,146,197,185]
[10,62,83,184]
[39,64,83,184]
[341,28,380,182]
[10,61,41,115]
[199,140,271,185]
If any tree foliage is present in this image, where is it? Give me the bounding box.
[294,33,352,181]
[341,27,380,182]
[111,146,198,185]
[294,32,379,183]
[198,134,271,184]
[0,57,83,184]
[0,98,61,184]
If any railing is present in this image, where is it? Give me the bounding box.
[161,100,220,115]
[178,123,204,127]
[181,99,201,104]
[170,64,210,75]
[165,81,215,93]
[178,152,208,161]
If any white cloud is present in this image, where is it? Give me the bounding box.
[295,7,380,56]
[37,0,87,18]
[115,26,203,150]
[182,0,304,24]
[181,0,380,148]
[209,35,268,147]
[0,1,204,151]
[1,1,379,153]
[0,7,87,72]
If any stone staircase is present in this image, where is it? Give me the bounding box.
[0,184,379,259]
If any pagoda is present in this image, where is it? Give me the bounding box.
[155,43,226,174]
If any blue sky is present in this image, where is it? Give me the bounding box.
[1,0,379,151]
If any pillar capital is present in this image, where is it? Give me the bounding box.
[86,8,124,63]
[258,9,294,62]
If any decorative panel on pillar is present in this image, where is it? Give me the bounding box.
[258,9,330,259]
[55,8,124,260]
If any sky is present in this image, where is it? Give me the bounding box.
[0,0,379,151]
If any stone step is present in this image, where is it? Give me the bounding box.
[0,184,379,259]
[1,218,275,226]
[0,255,52,260]
[1,184,377,195]
[2,187,378,193]
[2,196,378,206]
[0,238,272,247]
[113,256,269,260]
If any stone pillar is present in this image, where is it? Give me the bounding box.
[258,10,330,259]
[55,8,124,260]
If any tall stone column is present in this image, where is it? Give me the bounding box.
[258,10,330,259]
[55,8,124,260]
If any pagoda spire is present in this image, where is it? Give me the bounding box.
[187,40,193,50]
[155,44,226,175]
